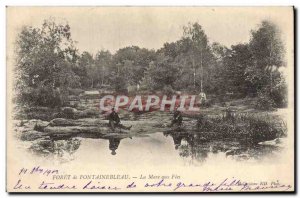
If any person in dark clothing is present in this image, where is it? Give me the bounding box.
[171,108,183,127]
[108,108,132,131]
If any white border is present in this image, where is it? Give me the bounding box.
[0,1,298,197]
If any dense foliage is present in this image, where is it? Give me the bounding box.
[15,19,287,109]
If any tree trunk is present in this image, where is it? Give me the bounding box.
[192,54,196,89]
[200,50,203,92]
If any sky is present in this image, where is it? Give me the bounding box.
[7,7,293,55]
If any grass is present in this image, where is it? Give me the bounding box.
[196,112,287,144]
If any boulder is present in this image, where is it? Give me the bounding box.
[77,109,99,118]
[44,126,109,134]
[49,118,108,127]
[45,118,165,136]
[60,107,78,119]
[20,130,48,141]
[23,119,49,130]
[49,118,81,126]
[62,107,78,113]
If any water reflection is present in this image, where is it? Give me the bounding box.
[27,131,283,165]
[29,137,81,157]
[29,134,127,158]
[164,130,283,164]
[164,131,209,164]
[109,138,122,155]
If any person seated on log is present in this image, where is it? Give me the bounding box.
[108,108,132,131]
[171,107,183,127]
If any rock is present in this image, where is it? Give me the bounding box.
[23,119,39,128]
[20,130,48,141]
[49,118,108,127]
[34,121,50,132]
[15,126,31,133]
[258,138,287,148]
[50,118,81,126]
[13,120,30,127]
[68,95,80,101]
[45,117,165,136]
[23,119,49,130]
[56,107,100,119]
[258,138,279,146]
[32,107,51,111]
[84,90,100,95]
[49,118,108,126]
[44,126,109,134]
[62,107,78,113]
[77,109,99,118]
[76,111,88,118]
[60,107,78,119]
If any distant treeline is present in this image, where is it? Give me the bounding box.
[15,19,287,109]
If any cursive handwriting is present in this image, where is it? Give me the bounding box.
[82,180,120,190]
[12,177,292,192]
[18,166,59,177]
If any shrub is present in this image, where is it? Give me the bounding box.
[270,85,288,108]
[162,85,174,96]
[256,92,276,111]
[68,88,84,96]
[19,85,66,108]
[196,113,286,144]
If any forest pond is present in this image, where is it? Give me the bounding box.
[14,98,289,167]
[23,130,286,167]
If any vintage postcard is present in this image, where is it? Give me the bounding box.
[6,7,294,192]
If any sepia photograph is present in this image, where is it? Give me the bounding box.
[6,6,294,192]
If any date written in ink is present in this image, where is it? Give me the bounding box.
[18,166,59,176]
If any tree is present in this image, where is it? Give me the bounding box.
[161,38,195,91]
[210,42,229,95]
[95,50,113,86]
[222,44,254,97]
[182,22,215,92]
[247,20,286,107]
[78,51,99,88]
[142,54,180,91]
[15,19,80,107]
[111,46,156,91]
[75,51,92,88]
[247,20,285,93]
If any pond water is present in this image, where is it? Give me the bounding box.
[27,131,285,167]
[17,98,288,167]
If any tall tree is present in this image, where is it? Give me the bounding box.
[111,46,156,91]
[247,20,285,94]
[142,53,180,91]
[95,50,113,86]
[182,22,214,92]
